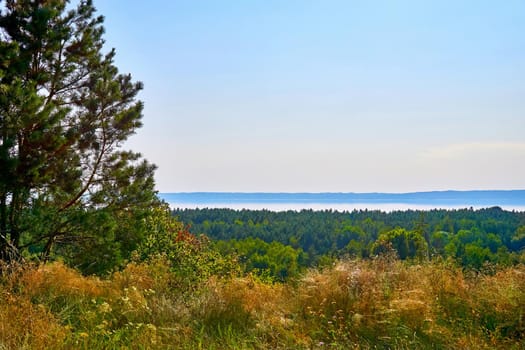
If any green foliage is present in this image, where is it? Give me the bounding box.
[371,228,428,260]
[511,226,525,252]
[430,230,450,255]
[444,229,511,269]
[136,206,238,294]
[215,237,306,281]
[177,207,525,269]
[0,0,158,269]
[336,223,368,256]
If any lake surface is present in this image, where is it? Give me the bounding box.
[159,191,525,212]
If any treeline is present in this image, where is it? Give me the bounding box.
[174,207,525,273]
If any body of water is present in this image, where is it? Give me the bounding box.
[159,191,525,212]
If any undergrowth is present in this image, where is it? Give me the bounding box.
[1,256,524,349]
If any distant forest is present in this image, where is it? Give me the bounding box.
[174,207,525,279]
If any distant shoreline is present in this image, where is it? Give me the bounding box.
[159,190,525,212]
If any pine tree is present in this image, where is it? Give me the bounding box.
[0,0,158,272]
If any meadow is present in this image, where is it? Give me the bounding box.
[1,253,524,349]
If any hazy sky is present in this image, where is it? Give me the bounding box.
[95,0,524,193]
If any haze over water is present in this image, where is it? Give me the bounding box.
[160,191,525,212]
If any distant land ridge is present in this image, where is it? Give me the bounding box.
[160,190,525,206]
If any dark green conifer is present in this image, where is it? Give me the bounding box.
[0,0,158,272]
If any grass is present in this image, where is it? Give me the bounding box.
[1,256,525,349]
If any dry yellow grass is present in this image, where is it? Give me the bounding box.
[16,261,108,300]
[1,258,525,349]
[0,294,66,349]
[0,265,68,350]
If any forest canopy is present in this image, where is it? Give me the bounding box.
[175,207,525,271]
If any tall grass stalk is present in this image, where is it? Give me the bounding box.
[1,258,524,349]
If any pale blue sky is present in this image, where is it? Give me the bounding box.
[95,0,524,192]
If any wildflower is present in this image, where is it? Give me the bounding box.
[98,302,112,313]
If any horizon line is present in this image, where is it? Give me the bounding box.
[160,189,525,195]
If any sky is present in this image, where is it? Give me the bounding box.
[94,0,525,193]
